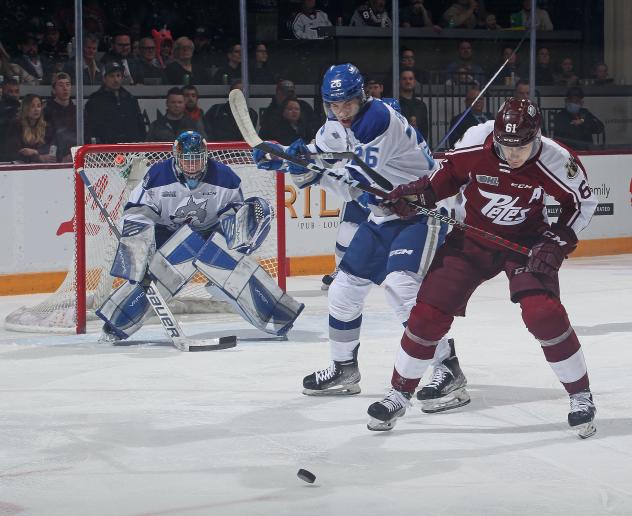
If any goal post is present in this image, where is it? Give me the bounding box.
[5,141,286,334]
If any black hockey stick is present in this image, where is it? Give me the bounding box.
[301,151,394,190]
[229,89,529,256]
[77,167,237,351]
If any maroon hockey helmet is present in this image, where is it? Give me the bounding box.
[493,97,542,147]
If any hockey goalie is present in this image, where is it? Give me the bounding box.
[97,130,303,342]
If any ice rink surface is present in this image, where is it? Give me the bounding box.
[1,254,631,516]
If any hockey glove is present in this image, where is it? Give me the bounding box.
[382,176,437,219]
[527,223,578,279]
[253,143,284,170]
[286,138,320,189]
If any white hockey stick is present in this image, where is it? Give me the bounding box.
[77,167,237,352]
[230,89,529,256]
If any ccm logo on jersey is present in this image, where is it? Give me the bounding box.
[479,190,529,225]
[511,182,533,189]
[389,249,414,256]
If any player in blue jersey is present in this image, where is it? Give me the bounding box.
[98,131,303,342]
[253,64,469,409]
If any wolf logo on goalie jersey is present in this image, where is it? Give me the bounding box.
[97,131,303,343]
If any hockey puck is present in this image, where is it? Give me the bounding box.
[297,468,316,484]
[188,335,237,352]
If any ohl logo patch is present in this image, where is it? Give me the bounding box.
[479,189,529,225]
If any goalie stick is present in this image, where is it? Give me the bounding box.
[229,89,529,256]
[77,167,237,352]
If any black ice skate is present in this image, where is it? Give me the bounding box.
[302,344,360,395]
[568,390,597,439]
[367,388,412,431]
[417,340,470,413]
[320,267,339,291]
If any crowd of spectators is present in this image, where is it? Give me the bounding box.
[0,1,612,158]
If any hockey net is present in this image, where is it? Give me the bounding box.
[5,142,286,334]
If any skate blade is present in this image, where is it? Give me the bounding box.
[421,388,471,414]
[367,416,398,432]
[574,421,597,439]
[302,384,361,396]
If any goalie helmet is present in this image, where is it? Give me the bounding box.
[493,97,542,147]
[321,63,366,122]
[173,131,208,188]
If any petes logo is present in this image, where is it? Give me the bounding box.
[479,189,529,225]
[476,174,499,186]
[330,79,342,88]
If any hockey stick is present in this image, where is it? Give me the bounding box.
[301,151,394,190]
[229,89,529,256]
[435,31,529,151]
[77,167,237,351]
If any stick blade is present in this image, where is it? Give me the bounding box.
[229,89,262,148]
[174,335,237,352]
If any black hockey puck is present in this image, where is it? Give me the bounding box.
[297,468,316,484]
[188,335,237,351]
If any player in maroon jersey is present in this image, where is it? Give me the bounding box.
[367,98,598,438]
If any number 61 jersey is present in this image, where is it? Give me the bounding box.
[432,120,597,247]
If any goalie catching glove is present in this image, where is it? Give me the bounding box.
[382,176,437,219]
[220,196,273,255]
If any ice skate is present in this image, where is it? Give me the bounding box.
[417,343,470,413]
[303,344,361,395]
[568,390,597,439]
[321,267,339,291]
[367,388,412,431]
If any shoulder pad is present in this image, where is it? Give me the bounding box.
[350,100,390,144]
[315,120,347,152]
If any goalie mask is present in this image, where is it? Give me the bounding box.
[173,131,208,188]
[493,98,542,168]
[321,63,366,126]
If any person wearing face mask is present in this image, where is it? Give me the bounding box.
[553,87,604,150]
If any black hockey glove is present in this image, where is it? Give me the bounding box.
[382,176,437,219]
[527,223,578,279]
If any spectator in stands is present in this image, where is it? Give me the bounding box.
[514,79,530,100]
[365,77,384,99]
[510,0,553,31]
[482,12,501,30]
[553,57,579,87]
[350,0,393,27]
[183,85,205,123]
[65,33,101,86]
[553,86,604,151]
[442,0,483,29]
[100,32,142,85]
[84,61,146,144]
[165,37,208,85]
[5,93,56,163]
[1,41,37,86]
[535,47,554,86]
[260,97,313,145]
[205,80,257,141]
[12,34,52,84]
[445,40,485,85]
[0,78,21,161]
[495,46,522,86]
[592,63,614,86]
[445,66,479,87]
[192,26,215,76]
[152,28,174,69]
[44,72,75,162]
[40,21,67,63]
[250,43,276,84]
[399,69,428,137]
[447,87,492,148]
[290,0,333,39]
[147,87,206,141]
[261,79,316,135]
[399,47,426,84]
[213,43,242,85]
[137,37,165,85]
[400,0,440,30]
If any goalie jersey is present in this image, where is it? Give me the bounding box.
[122,157,244,243]
[311,99,436,224]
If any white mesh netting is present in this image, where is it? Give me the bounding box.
[5,144,282,333]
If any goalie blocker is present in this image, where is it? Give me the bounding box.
[98,197,302,340]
